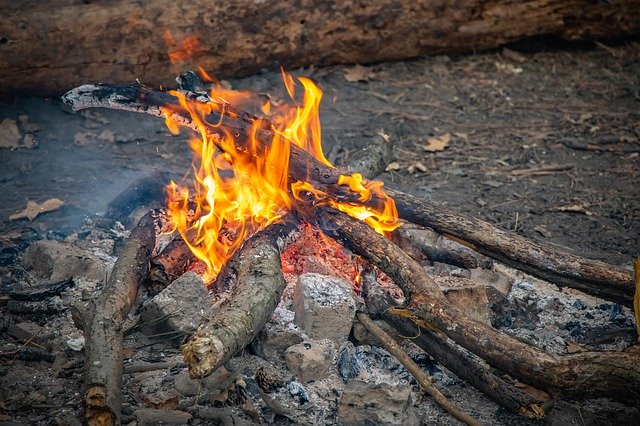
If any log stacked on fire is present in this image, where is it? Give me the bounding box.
[62,71,639,425]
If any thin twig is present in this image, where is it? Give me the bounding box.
[356,312,482,426]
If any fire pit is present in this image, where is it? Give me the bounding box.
[1,45,639,426]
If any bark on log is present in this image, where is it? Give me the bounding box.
[82,212,156,426]
[362,272,547,417]
[62,82,635,305]
[2,0,639,95]
[181,216,299,378]
[304,206,640,405]
[145,237,196,296]
[387,189,635,306]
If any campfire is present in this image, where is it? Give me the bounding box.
[58,69,639,425]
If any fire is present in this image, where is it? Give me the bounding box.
[163,70,398,282]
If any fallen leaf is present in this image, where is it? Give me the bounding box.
[10,198,65,221]
[424,132,451,152]
[0,118,35,149]
[407,162,427,174]
[494,61,523,75]
[555,204,593,216]
[385,161,401,171]
[343,65,376,83]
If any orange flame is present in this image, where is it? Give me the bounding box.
[163,71,398,282]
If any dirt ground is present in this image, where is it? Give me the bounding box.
[0,39,639,424]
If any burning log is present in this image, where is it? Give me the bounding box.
[3,0,640,95]
[362,270,547,417]
[80,211,156,425]
[181,216,300,378]
[62,81,635,305]
[304,206,640,405]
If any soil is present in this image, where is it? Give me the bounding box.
[1,39,639,424]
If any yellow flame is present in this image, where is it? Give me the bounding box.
[164,71,398,282]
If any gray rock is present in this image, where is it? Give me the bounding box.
[293,273,356,343]
[24,239,106,282]
[140,272,214,342]
[134,408,192,426]
[338,380,418,425]
[173,370,201,397]
[256,322,304,362]
[284,339,336,383]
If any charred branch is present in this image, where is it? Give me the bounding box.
[0,278,75,302]
[145,237,196,296]
[181,216,300,378]
[362,273,547,417]
[303,206,640,405]
[104,170,171,224]
[81,211,156,425]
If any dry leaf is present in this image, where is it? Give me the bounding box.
[407,162,427,174]
[424,133,451,152]
[343,65,376,83]
[0,118,35,149]
[10,198,65,221]
[385,161,401,171]
[494,61,523,75]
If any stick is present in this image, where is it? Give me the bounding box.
[62,82,634,304]
[340,131,395,179]
[82,211,156,425]
[181,216,300,378]
[362,272,546,417]
[356,312,482,426]
[145,237,196,296]
[303,206,640,405]
[387,189,635,306]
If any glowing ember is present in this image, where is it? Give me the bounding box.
[163,69,398,282]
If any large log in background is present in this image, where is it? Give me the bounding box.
[1,0,639,95]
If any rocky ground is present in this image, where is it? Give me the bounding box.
[1,39,639,424]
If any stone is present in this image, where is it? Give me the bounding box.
[284,339,336,384]
[293,273,356,343]
[140,272,213,341]
[24,240,107,283]
[338,380,418,426]
[7,322,48,347]
[173,370,201,397]
[287,381,309,404]
[135,371,180,410]
[352,319,400,346]
[134,409,192,426]
[437,276,505,324]
[255,321,303,362]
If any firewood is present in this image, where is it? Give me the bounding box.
[362,271,547,417]
[3,0,639,95]
[145,237,196,296]
[81,211,156,425]
[304,206,640,405]
[356,311,482,426]
[340,130,395,179]
[181,216,300,378]
[388,189,635,306]
[62,82,634,305]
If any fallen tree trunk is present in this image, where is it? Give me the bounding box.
[304,206,640,405]
[81,211,156,425]
[181,216,300,378]
[62,82,635,305]
[2,0,639,95]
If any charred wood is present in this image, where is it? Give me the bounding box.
[81,211,156,425]
[181,216,300,378]
[362,273,547,417]
[0,278,75,302]
[145,237,196,296]
[304,206,640,405]
[104,170,171,224]
[339,131,395,179]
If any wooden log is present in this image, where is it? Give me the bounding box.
[340,131,395,180]
[82,211,156,425]
[2,0,639,95]
[387,189,635,306]
[62,82,635,305]
[304,206,640,405]
[362,271,547,418]
[104,170,171,224]
[181,216,300,378]
[145,237,196,296]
